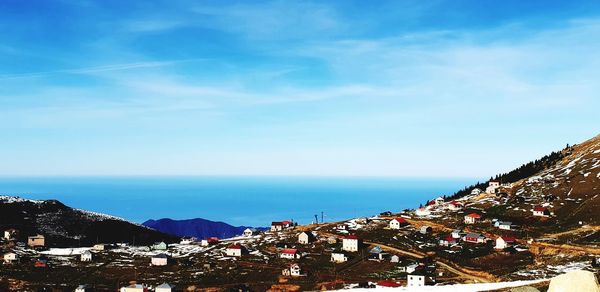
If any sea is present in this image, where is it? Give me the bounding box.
[0,176,475,227]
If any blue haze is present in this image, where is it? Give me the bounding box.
[0,176,474,227]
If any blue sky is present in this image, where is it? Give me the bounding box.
[1,0,599,177]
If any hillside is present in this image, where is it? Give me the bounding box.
[443,133,600,233]
[0,196,178,246]
[142,218,267,239]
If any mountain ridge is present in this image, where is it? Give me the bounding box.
[142,217,268,239]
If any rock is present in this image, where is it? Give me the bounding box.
[510,286,540,292]
[548,270,600,292]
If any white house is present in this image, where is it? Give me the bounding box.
[151,254,168,266]
[280,248,300,259]
[92,244,108,251]
[75,285,90,292]
[271,222,284,232]
[447,201,464,211]
[390,255,400,263]
[180,237,196,244]
[486,180,500,194]
[407,272,427,287]
[495,236,516,250]
[3,252,18,263]
[415,208,431,216]
[497,221,514,230]
[420,226,433,235]
[533,206,550,217]
[451,230,465,239]
[81,250,93,262]
[464,213,482,224]
[298,231,316,244]
[225,244,244,257]
[342,235,360,252]
[243,228,257,237]
[155,283,174,292]
[120,284,147,292]
[470,188,482,195]
[3,229,17,240]
[389,218,408,229]
[152,242,167,250]
[290,263,303,276]
[331,252,348,263]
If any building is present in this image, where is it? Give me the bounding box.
[331,252,348,263]
[151,254,168,266]
[390,255,400,263]
[420,226,433,235]
[447,201,464,211]
[533,206,550,217]
[155,283,174,292]
[407,271,429,287]
[471,188,482,195]
[180,237,196,244]
[451,230,465,239]
[93,244,109,251]
[342,235,360,252]
[464,233,487,244]
[464,213,482,224]
[389,218,408,229]
[439,235,457,247]
[415,208,431,216]
[3,229,17,240]
[152,242,167,250]
[3,252,18,263]
[497,221,514,230]
[486,180,501,194]
[289,263,302,276]
[271,222,284,232]
[298,231,316,244]
[243,228,257,237]
[495,236,517,250]
[28,234,45,248]
[327,236,338,244]
[201,237,219,247]
[75,285,90,292]
[81,250,93,262]
[368,246,389,261]
[280,248,300,259]
[34,258,48,268]
[225,244,245,257]
[120,284,147,292]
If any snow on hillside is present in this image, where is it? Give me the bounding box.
[340,279,548,291]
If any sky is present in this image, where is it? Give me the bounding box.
[0,0,599,178]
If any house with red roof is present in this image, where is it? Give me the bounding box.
[280,248,301,259]
[439,235,457,247]
[376,280,402,288]
[495,236,517,250]
[389,218,408,229]
[447,201,464,211]
[533,206,550,217]
[342,235,360,252]
[464,213,482,224]
[225,244,246,257]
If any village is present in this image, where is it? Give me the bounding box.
[2,179,598,291]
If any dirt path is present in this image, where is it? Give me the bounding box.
[363,240,495,284]
[543,225,600,239]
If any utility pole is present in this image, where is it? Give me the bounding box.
[321,211,324,223]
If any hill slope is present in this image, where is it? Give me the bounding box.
[449,134,600,227]
[0,196,178,246]
[142,218,267,239]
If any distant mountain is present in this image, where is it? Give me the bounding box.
[142,218,267,239]
[0,196,178,247]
